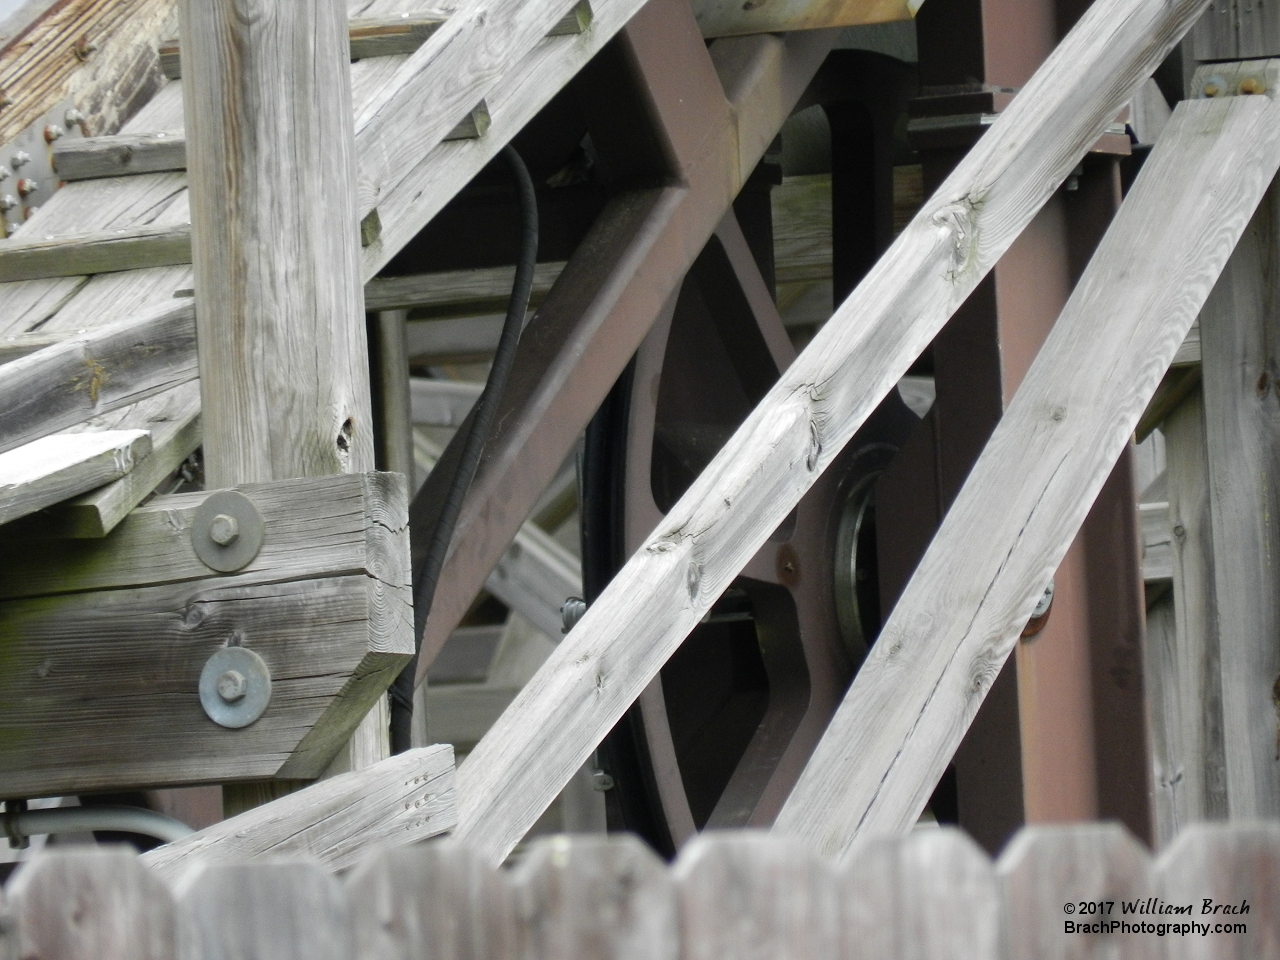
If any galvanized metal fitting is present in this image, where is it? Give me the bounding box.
[10,151,29,169]
[1021,579,1055,639]
[192,491,264,572]
[16,179,37,198]
[560,596,587,634]
[42,125,63,143]
[199,647,271,728]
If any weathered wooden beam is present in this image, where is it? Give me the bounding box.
[141,745,455,879]
[50,104,493,185]
[181,0,389,794]
[1200,156,1280,820]
[0,471,412,797]
[0,428,150,526]
[443,0,1215,865]
[5,382,202,539]
[409,377,481,428]
[774,64,1280,857]
[0,224,192,283]
[0,299,195,456]
[0,330,64,365]
[485,523,581,641]
[364,261,564,315]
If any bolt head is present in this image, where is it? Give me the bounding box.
[10,151,28,168]
[209,513,239,546]
[1241,77,1264,95]
[1203,82,1221,97]
[42,125,62,143]
[216,669,247,703]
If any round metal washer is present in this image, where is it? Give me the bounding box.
[199,646,272,729]
[192,490,265,572]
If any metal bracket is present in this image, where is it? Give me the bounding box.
[192,490,265,572]
[199,646,272,729]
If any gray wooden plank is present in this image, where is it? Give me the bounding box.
[841,828,1002,960]
[448,0,1215,865]
[513,834,675,960]
[1000,824,1157,960]
[0,429,151,526]
[1200,170,1280,821]
[6,848,176,960]
[773,63,1280,856]
[144,745,455,879]
[0,299,195,456]
[347,840,515,960]
[0,224,192,282]
[674,833,837,960]
[53,133,187,182]
[0,330,65,364]
[0,471,405,601]
[1157,822,1280,959]
[1193,1,1280,61]
[1150,390,1227,845]
[176,861,353,960]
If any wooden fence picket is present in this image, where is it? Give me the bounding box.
[177,862,352,960]
[346,841,515,960]
[512,834,676,960]
[998,823,1157,960]
[841,828,1002,960]
[1157,822,1280,959]
[675,832,839,960]
[4,848,176,960]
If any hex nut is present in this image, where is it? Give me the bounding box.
[209,513,239,546]
[216,669,247,703]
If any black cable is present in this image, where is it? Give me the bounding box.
[388,145,539,754]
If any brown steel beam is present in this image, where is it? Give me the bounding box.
[410,0,837,677]
[881,0,1154,852]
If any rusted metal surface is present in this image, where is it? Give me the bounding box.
[410,1,838,679]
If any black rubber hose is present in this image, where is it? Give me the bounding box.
[388,145,538,754]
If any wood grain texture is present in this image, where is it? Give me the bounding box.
[0,330,64,364]
[176,861,352,960]
[53,132,187,181]
[347,840,515,960]
[6,848,176,960]
[0,0,173,149]
[773,69,1280,857]
[0,299,193,455]
[180,0,372,488]
[1193,0,1280,60]
[998,823,1156,960]
[840,829,1002,960]
[674,833,837,960]
[1148,390,1227,845]
[48,381,201,537]
[0,472,412,795]
[513,835,675,960]
[1157,822,1280,959]
[1199,173,1280,821]
[143,745,455,879]
[0,428,150,526]
[448,0,1214,866]
[364,261,563,314]
[0,224,192,282]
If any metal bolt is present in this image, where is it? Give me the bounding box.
[42,125,62,143]
[0,167,10,182]
[1241,77,1264,95]
[216,669,248,703]
[0,195,17,212]
[591,770,615,791]
[209,513,239,546]
[10,151,28,169]
[16,179,37,198]
[1203,82,1221,97]
[64,108,84,128]
[560,596,587,634]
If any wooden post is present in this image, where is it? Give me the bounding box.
[178,0,381,806]
[1200,179,1280,821]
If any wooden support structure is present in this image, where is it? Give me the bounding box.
[1200,172,1280,821]
[0,429,150,525]
[4,823,1279,958]
[776,61,1280,856]
[0,472,412,797]
[177,0,399,793]
[438,0,1210,865]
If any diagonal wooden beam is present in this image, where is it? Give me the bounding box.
[410,0,836,676]
[449,0,1213,865]
[775,61,1280,856]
